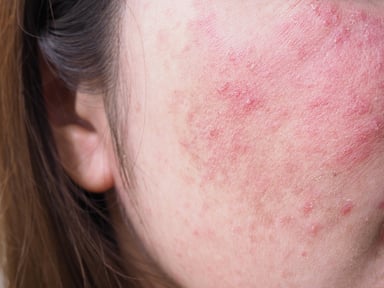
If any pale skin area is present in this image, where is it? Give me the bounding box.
[54,0,384,287]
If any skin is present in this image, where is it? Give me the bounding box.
[113,0,384,287]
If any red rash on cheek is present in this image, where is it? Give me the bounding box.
[340,200,354,216]
[172,0,384,207]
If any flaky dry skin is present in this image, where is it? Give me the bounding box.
[115,1,384,287]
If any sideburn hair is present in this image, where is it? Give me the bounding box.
[21,0,128,287]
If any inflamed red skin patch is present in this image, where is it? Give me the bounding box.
[169,0,384,241]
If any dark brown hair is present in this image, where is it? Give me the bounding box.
[0,0,177,287]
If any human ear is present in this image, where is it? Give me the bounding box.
[42,62,114,193]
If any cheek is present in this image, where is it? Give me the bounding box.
[171,1,384,196]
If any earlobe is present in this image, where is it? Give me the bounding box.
[42,62,115,193]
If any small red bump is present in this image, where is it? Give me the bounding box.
[378,201,384,210]
[208,128,220,139]
[341,200,354,216]
[308,223,323,237]
[303,201,315,216]
[217,82,230,93]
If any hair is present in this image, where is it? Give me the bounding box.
[0,1,177,287]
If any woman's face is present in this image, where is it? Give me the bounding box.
[115,1,384,287]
